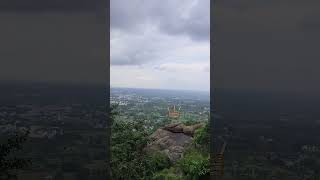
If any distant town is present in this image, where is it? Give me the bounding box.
[110,87,210,132]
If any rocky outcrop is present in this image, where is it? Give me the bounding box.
[147,122,204,163]
[163,122,204,136]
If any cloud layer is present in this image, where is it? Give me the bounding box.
[111,0,210,91]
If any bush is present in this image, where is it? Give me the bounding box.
[183,119,198,126]
[176,149,210,179]
[145,151,171,173]
[193,123,209,150]
[0,130,30,179]
[152,167,183,180]
[111,113,170,179]
[111,118,150,179]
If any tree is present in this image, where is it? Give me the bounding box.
[110,106,170,179]
[193,123,210,152]
[0,130,30,179]
[177,149,210,179]
[110,116,150,179]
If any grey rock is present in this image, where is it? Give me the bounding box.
[147,123,204,163]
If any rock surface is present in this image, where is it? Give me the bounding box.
[163,122,204,136]
[147,122,204,163]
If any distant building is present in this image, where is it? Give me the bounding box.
[167,105,180,119]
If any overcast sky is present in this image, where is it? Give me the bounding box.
[110,0,210,91]
[2,0,320,94]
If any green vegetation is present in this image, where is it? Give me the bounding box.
[111,106,171,179]
[177,125,211,179]
[193,124,210,151]
[110,106,210,180]
[177,149,210,179]
[0,130,30,179]
[152,167,183,180]
[152,148,210,180]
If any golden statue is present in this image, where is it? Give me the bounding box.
[167,105,181,119]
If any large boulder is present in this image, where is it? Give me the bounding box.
[163,123,184,133]
[163,122,204,136]
[148,128,193,163]
[147,122,204,163]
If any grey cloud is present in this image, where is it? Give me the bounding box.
[111,50,149,66]
[153,63,210,73]
[111,50,155,66]
[110,0,210,66]
[157,0,209,41]
[111,0,147,32]
[111,0,209,41]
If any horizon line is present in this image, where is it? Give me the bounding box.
[110,86,210,93]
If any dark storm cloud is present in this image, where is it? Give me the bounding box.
[0,0,101,12]
[213,0,320,93]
